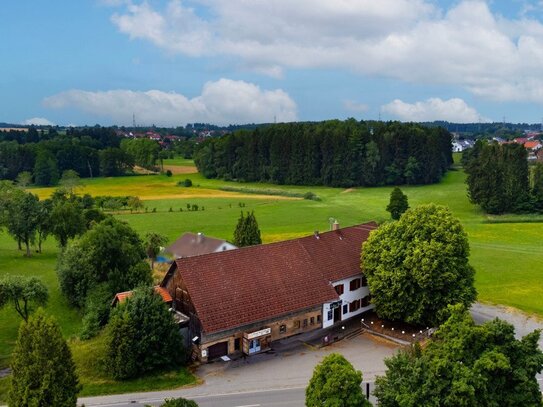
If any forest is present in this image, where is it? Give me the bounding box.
[194,119,453,187]
[464,141,543,214]
[0,127,163,185]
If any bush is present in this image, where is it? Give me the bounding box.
[156,398,199,407]
[80,283,113,340]
[166,170,173,177]
[180,179,192,187]
[303,191,320,201]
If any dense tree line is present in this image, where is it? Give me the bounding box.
[194,120,453,187]
[464,141,543,214]
[0,127,160,185]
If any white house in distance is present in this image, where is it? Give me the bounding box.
[164,232,237,259]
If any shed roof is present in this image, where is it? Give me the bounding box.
[165,232,234,259]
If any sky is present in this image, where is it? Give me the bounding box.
[3,0,543,127]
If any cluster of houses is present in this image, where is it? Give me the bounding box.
[113,223,377,363]
[453,132,543,162]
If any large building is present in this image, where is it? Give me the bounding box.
[161,222,377,362]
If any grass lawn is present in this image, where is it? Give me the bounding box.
[71,333,196,398]
[1,158,542,400]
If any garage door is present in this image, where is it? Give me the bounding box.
[207,341,228,360]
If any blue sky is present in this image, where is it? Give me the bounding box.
[3,0,543,126]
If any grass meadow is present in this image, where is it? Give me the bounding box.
[0,157,542,399]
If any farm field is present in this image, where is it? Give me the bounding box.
[0,158,542,396]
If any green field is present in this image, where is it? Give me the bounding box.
[1,159,542,398]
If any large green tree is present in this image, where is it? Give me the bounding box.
[9,310,80,406]
[121,138,160,170]
[374,305,543,407]
[233,211,262,247]
[0,275,48,321]
[386,187,409,220]
[49,199,87,248]
[361,204,476,326]
[57,217,152,308]
[5,191,41,256]
[306,353,372,407]
[105,287,184,379]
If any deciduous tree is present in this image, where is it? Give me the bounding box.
[49,200,86,248]
[362,204,476,326]
[5,191,41,256]
[374,305,543,407]
[9,310,80,406]
[0,275,48,321]
[144,232,168,270]
[306,353,372,407]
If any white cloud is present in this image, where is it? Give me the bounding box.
[343,100,369,114]
[109,0,543,103]
[43,78,297,126]
[22,117,55,126]
[381,98,490,122]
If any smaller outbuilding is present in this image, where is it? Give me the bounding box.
[164,232,237,259]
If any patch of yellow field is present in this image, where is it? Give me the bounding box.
[140,192,299,200]
[28,183,299,201]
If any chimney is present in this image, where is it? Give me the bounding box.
[314,231,320,239]
[332,220,340,231]
[197,232,204,243]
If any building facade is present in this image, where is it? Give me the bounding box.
[161,222,377,362]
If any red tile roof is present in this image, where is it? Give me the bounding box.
[112,285,173,306]
[525,141,542,150]
[164,222,377,334]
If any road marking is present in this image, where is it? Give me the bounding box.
[234,405,261,407]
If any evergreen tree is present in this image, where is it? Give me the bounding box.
[9,310,80,406]
[532,163,543,212]
[233,211,262,247]
[386,187,409,220]
[306,353,372,407]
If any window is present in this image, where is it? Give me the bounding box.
[294,320,301,329]
[350,278,361,291]
[349,300,361,312]
[310,317,315,325]
[327,310,333,321]
[343,304,348,314]
[334,284,344,295]
[317,315,321,323]
[280,324,286,334]
[361,295,369,307]
[303,319,308,327]
[361,275,368,287]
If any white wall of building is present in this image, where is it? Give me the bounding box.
[215,242,237,252]
[322,274,374,329]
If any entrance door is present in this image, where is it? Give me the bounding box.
[249,338,261,354]
[333,306,341,323]
[207,341,228,360]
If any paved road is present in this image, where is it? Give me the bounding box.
[79,384,379,407]
[78,303,543,407]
